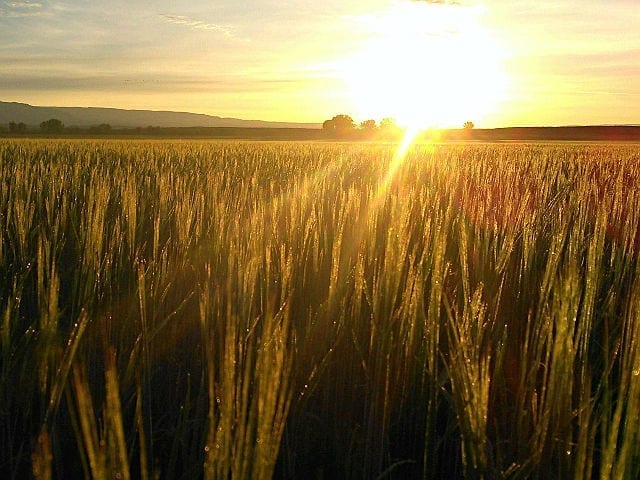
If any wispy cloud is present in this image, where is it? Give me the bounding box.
[160,14,234,36]
[7,1,42,7]
[1,0,43,17]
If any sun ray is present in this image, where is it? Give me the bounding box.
[381,127,421,191]
[366,126,423,221]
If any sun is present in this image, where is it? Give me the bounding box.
[341,2,508,130]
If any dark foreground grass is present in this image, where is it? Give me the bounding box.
[1,139,640,479]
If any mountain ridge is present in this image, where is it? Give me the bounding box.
[0,101,322,129]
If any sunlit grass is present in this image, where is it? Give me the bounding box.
[1,139,639,479]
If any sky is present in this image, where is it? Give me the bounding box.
[1,0,639,128]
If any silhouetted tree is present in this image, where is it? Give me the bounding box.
[359,119,377,131]
[463,121,474,129]
[323,114,355,137]
[9,121,27,133]
[322,119,334,131]
[358,119,377,139]
[40,118,64,133]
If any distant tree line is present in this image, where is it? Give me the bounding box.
[322,114,404,140]
[5,119,640,141]
[3,118,69,134]
[321,114,477,139]
[2,118,116,135]
[0,121,330,140]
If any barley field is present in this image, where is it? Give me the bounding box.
[1,139,639,479]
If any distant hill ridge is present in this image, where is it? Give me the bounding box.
[0,101,322,129]
[2,101,639,140]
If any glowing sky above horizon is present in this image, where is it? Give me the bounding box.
[1,0,639,128]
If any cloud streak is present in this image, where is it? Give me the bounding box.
[7,1,42,7]
[160,14,234,36]
[0,71,321,95]
[1,0,43,17]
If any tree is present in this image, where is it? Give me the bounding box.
[40,118,64,133]
[359,119,377,131]
[463,121,474,129]
[379,117,402,139]
[322,119,335,131]
[8,121,27,133]
[379,117,398,130]
[322,114,355,137]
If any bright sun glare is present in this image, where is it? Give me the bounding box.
[342,2,508,130]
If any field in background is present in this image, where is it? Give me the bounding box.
[1,139,640,479]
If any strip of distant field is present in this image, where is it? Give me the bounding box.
[2,125,640,141]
